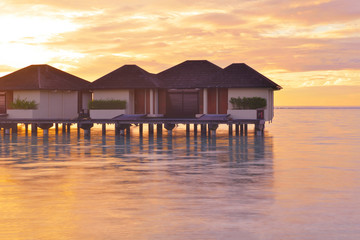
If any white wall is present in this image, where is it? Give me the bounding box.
[93,89,132,114]
[228,88,274,121]
[82,92,92,112]
[12,90,80,119]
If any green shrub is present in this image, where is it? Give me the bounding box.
[10,98,38,109]
[230,97,266,109]
[88,99,127,109]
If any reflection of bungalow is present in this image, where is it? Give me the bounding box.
[0,65,91,119]
[90,60,282,121]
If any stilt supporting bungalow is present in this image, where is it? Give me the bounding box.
[79,123,93,137]
[38,123,53,135]
[12,124,17,134]
[186,124,190,136]
[228,124,233,136]
[31,123,37,136]
[139,124,143,136]
[148,124,154,136]
[209,124,218,137]
[157,124,162,136]
[164,123,175,136]
[102,124,106,135]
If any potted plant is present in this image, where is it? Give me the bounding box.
[228,97,266,120]
[89,99,127,119]
[7,98,38,119]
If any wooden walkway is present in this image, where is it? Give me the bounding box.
[0,114,265,137]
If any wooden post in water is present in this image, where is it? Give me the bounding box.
[77,123,80,137]
[148,124,154,136]
[209,124,218,137]
[244,124,248,135]
[55,123,59,134]
[235,124,239,136]
[228,124,233,136]
[186,124,190,136]
[25,123,29,136]
[38,123,53,136]
[62,123,66,133]
[201,124,206,136]
[139,124,143,136]
[240,124,244,136]
[79,123,93,138]
[164,123,175,136]
[67,123,71,133]
[102,124,106,136]
[12,124,17,134]
[193,124,198,137]
[31,123,37,136]
[157,124,162,137]
[125,125,131,136]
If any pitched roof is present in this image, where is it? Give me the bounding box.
[0,64,89,91]
[90,65,159,89]
[157,60,222,88]
[212,63,282,90]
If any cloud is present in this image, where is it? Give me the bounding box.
[0,0,359,96]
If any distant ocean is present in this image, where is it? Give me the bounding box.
[276,106,360,109]
[0,108,359,240]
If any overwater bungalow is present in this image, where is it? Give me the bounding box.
[89,60,282,122]
[0,64,91,119]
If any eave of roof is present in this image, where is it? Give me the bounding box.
[157,60,223,88]
[212,63,282,90]
[0,64,90,91]
[90,65,160,89]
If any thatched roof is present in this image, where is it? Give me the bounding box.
[157,60,222,88]
[0,64,89,91]
[90,65,159,89]
[212,63,282,90]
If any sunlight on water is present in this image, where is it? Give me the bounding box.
[0,109,359,239]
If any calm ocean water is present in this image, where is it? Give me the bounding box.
[0,108,359,240]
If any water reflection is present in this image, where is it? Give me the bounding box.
[0,128,274,240]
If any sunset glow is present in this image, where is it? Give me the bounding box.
[1,0,359,106]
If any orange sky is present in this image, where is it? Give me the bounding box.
[0,0,359,106]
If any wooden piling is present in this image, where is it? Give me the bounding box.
[157,124,162,136]
[235,124,239,136]
[139,124,143,136]
[228,124,233,136]
[31,123,37,136]
[194,124,198,137]
[201,124,206,136]
[148,124,154,136]
[55,123,59,134]
[102,124,106,136]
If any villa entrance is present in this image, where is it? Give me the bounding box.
[166,89,199,118]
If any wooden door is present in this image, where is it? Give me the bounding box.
[134,89,146,114]
[218,88,228,114]
[0,92,6,114]
[166,90,199,118]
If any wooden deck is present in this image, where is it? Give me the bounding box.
[0,114,265,136]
